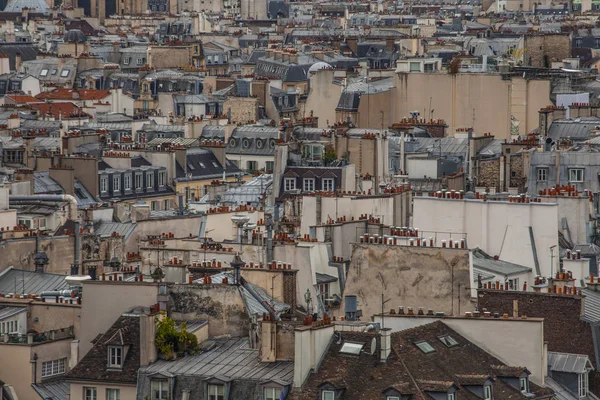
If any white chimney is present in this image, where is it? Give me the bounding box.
[69,339,80,368]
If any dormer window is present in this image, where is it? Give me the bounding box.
[519,377,528,393]
[484,385,492,400]
[322,391,335,400]
[108,346,122,368]
[448,392,456,400]
[207,383,224,400]
[264,387,282,400]
[579,371,589,397]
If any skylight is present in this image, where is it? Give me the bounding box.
[340,342,364,355]
[415,341,435,353]
[439,335,458,348]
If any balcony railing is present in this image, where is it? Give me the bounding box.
[1,326,75,345]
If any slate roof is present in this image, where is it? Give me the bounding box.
[292,321,553,400]
[36,89,111,101]
[227,126,279,156]
[94,221,136,240]
[219,174,273,206]
[0,267,69,295]
[548,118,600,142]
[137,337,294,384]
[34,172,63,194]
[581,288,600,323]
[471,248,532,277]
[0,305,26,320]
[176,148,241,181]
[65,314,141,383]
[0,43,37,70]
[548,352,594,374]
[32,380,69,400]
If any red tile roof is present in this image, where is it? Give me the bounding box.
[6,94,40,104]
[36,88,111,101]
[30,102,87,119]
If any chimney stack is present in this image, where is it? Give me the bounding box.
[380,328,391,362]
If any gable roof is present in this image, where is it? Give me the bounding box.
[6,94,39,104]
[36,89,111,101]
[65,314,141,384]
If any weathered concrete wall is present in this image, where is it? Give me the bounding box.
[305,69,344,128]
[223,97,259,125]
[339,244,472,319]
[168,283,249,338]
[30,303,81,339]
[0,236,75,274]
[524,34,571,68]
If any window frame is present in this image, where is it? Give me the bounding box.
[569,168,584,182]
[123,174,131,191]
[113,176,121,192]
[151,379,169,400]
[322,178,334,192]
[108,346,123,368]
[158,171,166,187]
[84,387,97,400]
[321,390,335,400]
[207,383,225,400]
[100,176,108,193]
[448,393,456,400]
[484,384,492,400]
[40,69,49,77]
[147,172,154,188]
[579,371,589,397]
[303,178,315,192]
[263,387,282,400]
[284,177,296,191]
[536,168,548,182]
[135,173,143,190]
[41,358,66,378]
[106,388,120,400]
[520,377,528,393]
[60,69,70,77]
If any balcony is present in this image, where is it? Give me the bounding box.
[1,326,75,345]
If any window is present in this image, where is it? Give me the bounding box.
[123,57,131,65]
[388,397,401,400]
[40,69,49,76]
[266,161,274,173]
[207,384,224,400]
[247,161,258,171]
[264,387,282,400]
[322,391,335,400]
[84,387,97,400]
[124,174,131,190]
[147,172,154,188]
[303,178,315,191]
[163,199,169,210]
[284,178,296,191]
[322,178,334,192]
[415,341,435,353]
[113,176,121,192]
[107,389,120,400]
[158,172,166,186]
[41,358,66,377]
[537,168,547,181]
[579,372,589,397]
[108,346,122,368]
[51,69,57,75]
[508,278,519,290]
[569,169,584,182]
[448,393,456,400]
[520,377,528,393]
[137,58,145,66]
[340,342,364,355]
[484,385,492,400]
[409,62,421,72]
[151,380,168,400]
[575,38,583,48]
[100,176,108,192]
[60,69,70,77]
[151,201,158,211]
[135,174,143,189]
[438,335,458,347]
[318,283,330,302]
[38,218,46,230]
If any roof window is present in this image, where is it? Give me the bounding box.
[415,341,435,353]
[339,341,364,355]
[439,335,459,347]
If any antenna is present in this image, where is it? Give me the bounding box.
[377,272,390,329]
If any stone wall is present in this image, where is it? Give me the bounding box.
[168,283,249,338]
[524,34,571,68]
[0,236,75,274]
[477,289,599,394]
[223,97,259,125]
[477,159,500,190]
[283,270,297,311]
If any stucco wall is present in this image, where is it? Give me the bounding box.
[69,382,137,400]
[341,244,472,319]
[0,236,75,274]
[305,69,342,128]
[413,197,558,277]
[79,281,158,358]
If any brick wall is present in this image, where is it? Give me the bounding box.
[524,34,571,68]
[478,289,599,394]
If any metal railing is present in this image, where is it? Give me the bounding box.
[1,326,75,345]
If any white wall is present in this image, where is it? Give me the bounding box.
[407,157,438,179]
[293,325,334,388]
[413,197,559,277]
[373,315,546,385]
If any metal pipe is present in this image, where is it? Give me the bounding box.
[40,290,74,298]
[9,195,78,220]
[74,221,80,273]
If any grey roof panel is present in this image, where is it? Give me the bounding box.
[32,380,70,400]
[548,352,593,374]
[582,288,600,323]
[0,268,69,295]
[0,305,26,321]
[316,272,338,284]
[471,248,532,276]
[94,221,136,240]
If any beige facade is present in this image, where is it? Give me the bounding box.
[389,73,550,139]
[69,383,137,400]
[79,281,158,358]
[222,97,259,125]
[147,46,193,70]
[305,69,345,128]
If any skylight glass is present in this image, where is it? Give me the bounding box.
[415,341,435,353]
[340,342,364,355]
[439,335,458,347]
